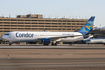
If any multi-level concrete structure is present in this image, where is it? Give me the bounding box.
[0,14,88,37]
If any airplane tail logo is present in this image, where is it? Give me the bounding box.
[78,16,95,35]
[84,22,92,32]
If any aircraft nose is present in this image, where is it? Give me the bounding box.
[2,35,5,39]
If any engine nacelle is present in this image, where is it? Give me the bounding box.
[42,38,50,45]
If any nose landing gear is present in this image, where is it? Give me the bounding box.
[9,43,11,46]
[9,41,14,46]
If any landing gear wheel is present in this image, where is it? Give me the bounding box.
[9,43,11,46]
[51,42,57,46]
[55,43,57,46]
[43,44,49,46]
[51,42,54,46]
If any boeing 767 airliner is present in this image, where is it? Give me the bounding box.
[2,16,95,46]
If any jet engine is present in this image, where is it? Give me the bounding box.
[42,38,50,45]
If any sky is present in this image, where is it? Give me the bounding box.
[0,0,105,27]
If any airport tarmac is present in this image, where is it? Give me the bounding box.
[0,58,105,70]
[0,45,105,49]
[0,45,105,70]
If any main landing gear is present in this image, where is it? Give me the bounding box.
[43,44,49,46]
[51,41,57,46]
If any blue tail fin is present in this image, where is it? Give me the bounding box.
[78,16,95,35]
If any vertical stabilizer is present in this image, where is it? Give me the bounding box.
[78,16,95,35]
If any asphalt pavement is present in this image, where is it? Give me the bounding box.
[0,45,105,48]
[0,58,105,69]
[0,45,105,70]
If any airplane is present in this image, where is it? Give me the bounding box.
[85,38,105,44]
[2,16,95,46]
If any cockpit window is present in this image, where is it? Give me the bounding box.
[5,34,9,35]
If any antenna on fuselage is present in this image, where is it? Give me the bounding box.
[44,29,46,32]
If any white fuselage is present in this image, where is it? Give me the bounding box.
[2,31,83,42]
[85,38,105,44]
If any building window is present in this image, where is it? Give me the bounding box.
[72,23,75,25]
[67,26,71,27]
[4,22,10,24]
[32,20,37,21]
[45,26,51,27]
[58,23,61,25]
[32,25,37,27]
[67,29,71,30]
[67,20,71,22]
[63,23,66,25]
[18,25,24,27]
[52,20,57,22]
[0,19,3,21]
[58,20,62,22]
[25,20,31,21]
[77,29,80,31]
[45,20,51,22]
[18,28,24,30]
[4,25,10,26]
[81,21,85,22]
[4,19,10,21]
[52,28,57,30]
[63,20,66,22]
[38,20,44,22]
[11,19,17,21]
[39,23,44,24]
[11,22,17,24]
[25,25,31,27]
[45,23,51,24]
[67,23,71,25]
[81,23,84,25]
[52,23,57,25]
[4,31,10,32]
[25,28,30,30]
[38,26,44,27]
[4,28,10,29]
[18,23,24,24]
[46,28,51,30]
[25,23,31,24]
[52,26,57,27]
[32,23,37,24]
[38,28,44,30]
[11,25,17,27]
[18,20,24,21]
[77,23,79,25]
[11,28,17,29]
[32,28,37,30]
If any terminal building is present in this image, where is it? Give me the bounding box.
[0,14,88,37]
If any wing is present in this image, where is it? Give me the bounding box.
[35,34,101,40]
